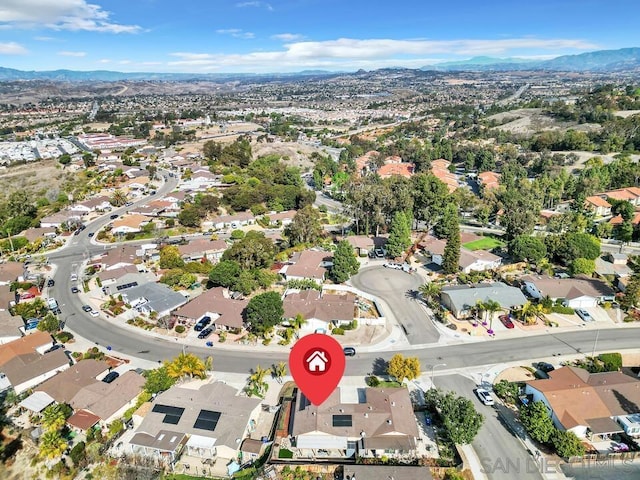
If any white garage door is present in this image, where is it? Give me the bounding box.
[567,296,597,309]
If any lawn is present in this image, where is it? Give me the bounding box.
[378,380,402,388]
[463,237,505,251]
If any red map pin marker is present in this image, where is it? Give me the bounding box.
[289,333,345,406]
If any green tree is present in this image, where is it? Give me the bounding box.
[615,221,634,243]
[434,203,459,240]
[411,174,450,230]
[41,404,69,432]
[509,235,547,263]
[208,260,242,288]
[551,429,585,458]
[387,353,421,381]
[233,270,259,295]
[419,282,442,304]
[427,389,484,445]
[477,299,501,330]
[385,211,412,258]
[570,258,596,276]
[109,190,127,207]
[159,245,185,269]
[247,364,270,398]
[520,401,555,443]
[246,291,284,335]
[37,312,61,333]
[143,365,177,394]
[165,352,208,380]
[222,231,275,270]
[177,205,203,228]
[285,204,323,246]
[273,361,287,382]
[621,273,640,309]
[331,240,360,283]
[38,430,68,459]
[442,233,460,275]
[610,199,635,221]
[69,441,86,466]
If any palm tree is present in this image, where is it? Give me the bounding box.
[166,353,207,380]
[272,362,287,383]
[517,301,543,325]
[475,300,486,324]
[204,356,213,372]
[39,430,68,459]
[248,365,269,397]
[483,299,501,332]
[41,404,66,432]
[419,282,442,304]
[110,189,128,207]
[292,314,306,331]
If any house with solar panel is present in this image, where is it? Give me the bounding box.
[128,381,261,467]
[285,387,420,461]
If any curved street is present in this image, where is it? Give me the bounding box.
[44,173,640,377]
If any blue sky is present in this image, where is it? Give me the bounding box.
[0,0,638,73]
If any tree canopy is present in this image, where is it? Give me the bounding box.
[246,291,284,334]
[387,354,421,381]
[330,240,360,283]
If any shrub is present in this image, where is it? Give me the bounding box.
[551,305,575,314]
[55,331,74,343]
[598,352,622,371]
[174,325,185,334]
[366,376,380,387]
[624,316,636,323]
[69,441,86,466]
[332,327,345,335]
[552,429,585,458]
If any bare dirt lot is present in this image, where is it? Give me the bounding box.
[488,108,601,136]
[0,159,75,202]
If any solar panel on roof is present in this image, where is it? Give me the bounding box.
[193,409,221,431]
[332,414,352,427]
[152,404,185,425]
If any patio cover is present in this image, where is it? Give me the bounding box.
[296,434,348,449]
[19,391,54,413]
[186,434,217,450]
[588,417,624,435]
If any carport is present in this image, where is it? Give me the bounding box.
[587,417,624,440]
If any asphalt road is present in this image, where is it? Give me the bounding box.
[350,265,440,344]
[435,374,543,480]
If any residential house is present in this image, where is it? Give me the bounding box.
[440,282,528,319]
[129,381,261,465]
[96,265,140,286]
[101,272,156,295]
[37,359,144,425]
[124,176,150,191]
[97,245,139,271]
[343,466,433,480]
[477,171,501,191]
[0,285,14,311]
[121,283,189,318]
[525,366,640,439]
[163,191,191,204]
[521,275,615,308]
[585,196,612,217]
[594,253,632,280]
[283,290,356,331]
[377,162,414,179]
[40,211,81,228]
[344,235,387,257]
[239,438,266,464]
[280,250,333,285]
[419,235,501,273]
[609,212,640,227]
[70,195,112,215]
[111,214,152,235]
[605,187,640,207]
[354,150,380,177]
[172,287,248,331]
[0,310,24,344]
[264,210,297,228]
[0,331,69,394]
[212,211,255,230]
[289,387,419,460]
[0,262,24,285]
[430,159,458,193]
[20,227,57,243]
[177,239,228,262]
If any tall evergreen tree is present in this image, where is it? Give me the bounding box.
[385,211,412,258]
[331,240,360,283]
[442,206,460,274]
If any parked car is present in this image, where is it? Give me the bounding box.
[47,279,55,287]
[383,262,403,270]
[73,229,81,236]
[374,248,385,258]
[89,310,99,317]
[499,314,514,329]
[88,232,94,238]
[81,305,92,312]
[343,347,356,357]
[475,388,495,406]
[576,309,594,322]
[71,286,79,294]
[536,362,555,373]
[45,344,65,353]
[194,316,211,331]
[125,201,133,206]
[198,328,213,339]
[102,371,119,383]
[110,214,119,219]
[70,274,78,281]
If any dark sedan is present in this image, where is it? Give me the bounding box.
[198,328,213,339]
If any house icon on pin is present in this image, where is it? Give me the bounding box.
[306,350,328,373]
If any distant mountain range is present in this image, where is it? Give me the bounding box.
[0,47,639,81]
[427,47,640,72]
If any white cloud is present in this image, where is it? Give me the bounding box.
[216,28,254,39]
[168,37,598,72]
[236,1,273,11]
[97,58,110,63]
[0,41,28,54]
[0,0,141,33]
[34,35,58,41]
[57,50,86,57]
[272,33,304,42]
